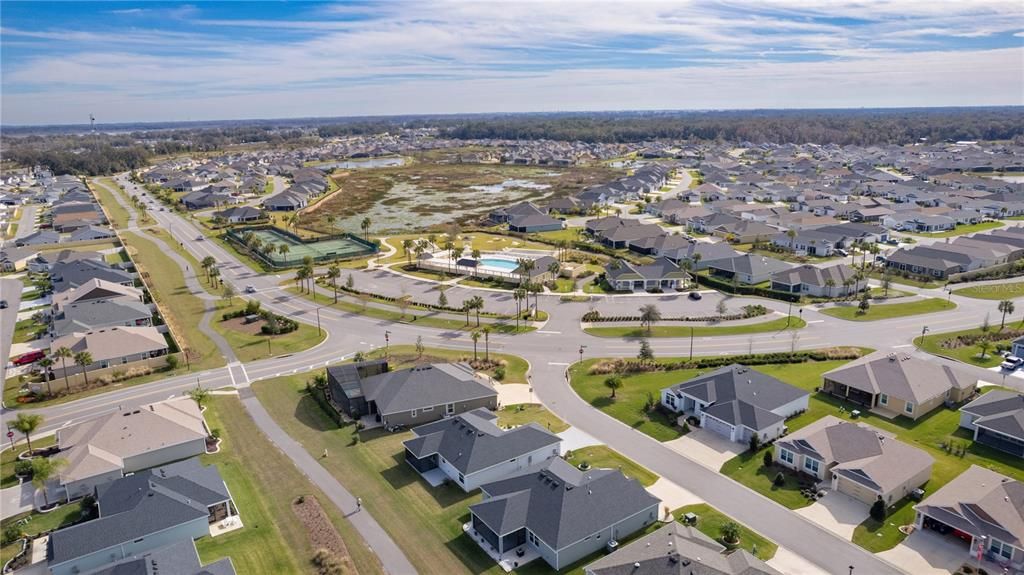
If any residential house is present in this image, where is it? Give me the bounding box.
[212,205,263,223]
[403,408,561,491]
[775,416,933,505]
[710,220,779,244]
[821,352,977,419]
[68,225,114,242]
[15,229,60,246]
[604,257,690,291]
[770,264,866,298]
[74,539,235,575]
[770,229,846,257]
[584,520,782,575]
[467,458,660,571]
[56,397,209,499]
[659,240,738,270]
[325,361,498,427]
[51,296,152,338]
[914,465,1023,566]
[48,325,170,379]
[490,201,546,224]
[598,223,664,249]
[262,190,308,211]
[0,246,36,272]
[508,212,564,233]
[660,364,810,443]
[50,259,134,292]
[48,458,238,575]
[706,254,792,285]
[959,390,1024,458]
[52,278,143,313]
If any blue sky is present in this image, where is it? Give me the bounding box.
[2,1,1023,125]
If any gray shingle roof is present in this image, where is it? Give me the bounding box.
[403,408,559,475]
[81,539,236,575]
[914,465,1023,549]
[361,363,497,415]
[823,352,976,404]
[666,364,808,431]
[962,390,1024,439]
[471,458,659,550]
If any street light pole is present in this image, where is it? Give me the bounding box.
[919,325,930,350]
[316,307,322,336]
[689,326,694,360]
[787,301,792,327]
[385,330,391,359]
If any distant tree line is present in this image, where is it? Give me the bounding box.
[443,108,1024,145]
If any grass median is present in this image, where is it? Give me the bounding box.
[819,297,955,321]
[953,281,1024,300]
[915,325,1021,368]
[584,316,805,338]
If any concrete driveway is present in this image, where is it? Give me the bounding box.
[557,426,600,454]
[794,491,867,540]
[647,478,701,512]
[0,482,35,519]
[877,529,972,575]
[495,383,533,407]
[766,546,829,575]
[663,428,744,470]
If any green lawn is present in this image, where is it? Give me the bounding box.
[916,325,1021,368]
[1,435,57,488]
[584,317,805,338]
[212,301,326,363]
[569,356,854,442]
[533,228,583,244]
[719,448,813,510]
[671,504,777,560]
[378,231,555,265]
[497,404,569,433]
[1,503,89,565]
[195,396,382,575]
[12,318,45,344]
[819,298,955,321]
[954,282,1024,300]
[90,177,132,229]
[565,445,658,487]
[866,271,944,289]
[904,221,1003,238]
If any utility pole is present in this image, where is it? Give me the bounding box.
[787,301,792,327]
[316,307,322,336]
[385,330,391,359]
[919,325,929,350]
[689,327,694,360]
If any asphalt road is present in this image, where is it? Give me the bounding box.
[4,172,1023,574]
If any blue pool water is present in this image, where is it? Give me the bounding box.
[478,258,520,271]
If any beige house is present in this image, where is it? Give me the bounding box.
[57,397,209,500]
[49,325,169,379]
[775,416,934,505]
[52,278,142,312]
[914,466,1023,566]
[821,352,977,420]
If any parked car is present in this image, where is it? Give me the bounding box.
[0,300,7,309]
[12,350,45,366]
[1000,356,1023,371]
[834,248,848,257]
[688,291,702,300]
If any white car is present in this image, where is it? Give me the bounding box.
[1000,356,1023,371]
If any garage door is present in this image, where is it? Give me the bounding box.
[702,414,734,440]
[837,475,879,505]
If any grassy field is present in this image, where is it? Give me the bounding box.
[584,317,805,338]
[904,221,1003,238]
[565,445,658,487]
[569,356,855,442]
[212,301,326,363]
[90,177,132,229]
[915,325,1021,368]
[195,395,382,575]
[819,298,955,321]
[671,504,777,560]
[953,281,1024,300]
[497,404,568,432]
[866,270,944,289]
[533,228,583,244]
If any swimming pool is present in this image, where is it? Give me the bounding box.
[478,258,520,271]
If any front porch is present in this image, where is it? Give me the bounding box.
[462,521,541,572]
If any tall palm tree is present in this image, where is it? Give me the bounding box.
[200,256,216,282]
[74,351,93,388]
[825,278,836,298]
[998,300,1016,330]
[470,295,485,326]
[471,331,480,361]
[54,346,73,393]
[482,326,491,361]
[12,414,42,454]
[360,217,372,241]
[512,289,525,331]
[326,214,337,231]
[296,267,311,294]
[277,243,290,262]
[209,266,221,289]
[402,239,414,265]
[639,303,662,335]
[326,265,341,303]
[517,258,536,286]
[38,358,54,396]
[31,457,67,507]
[547,261,561,283]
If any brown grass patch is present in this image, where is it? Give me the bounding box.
[292,495,357,575]
[221,316,266,335]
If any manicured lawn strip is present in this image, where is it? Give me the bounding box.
[211,301,326,363]
[904,221,1003,238]
[916,325,1020,368]
[819,297,955,321]
[195,396,382,575]
[90,177,132,229]
[497,405,569,433]
[379,231,556,265]
[866,271,944,289]
[672,504,777,560]
[12,318,45,344]
[954,282,1024,300]
[0,503,87,564]
[286,287,534,335]
[366,344,529,384]
[565,445,658,487]
[123,231,224,371]
[584,317,805,338]
[719,449,812,510]
[532,228,583,244]
[0,435,57,488]
[570,357,858,443]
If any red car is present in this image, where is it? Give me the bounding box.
[12,351,45,366]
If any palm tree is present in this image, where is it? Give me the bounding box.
[402,239,414,265]
[325,214,336,231]
[471,331,480,361]
[453,245,465,274]
[512,288,525,331]
[277,243,290,263]
[470,295,485,326]
[482,326,491,361]
[443,237,455,273]
[639,303,662,335]
[462,300,472,325]
[360,217,372,241]
[38,357,54,396]
[471,248,481,261]
[200,256,216,283]
[296,267,311,294]
[12,414,42,454]
[998,300,1016,330]
[54,346,73,393]
[74,351,94,388]
[547,261,561,283]
[209,266,221,289]
[31,457,67,507]
[604,375,623,399]
[517,258,536,286]
[326,265,341,303]
[785,228,797,250]
[188,386,210,410]
[824,278,836,298]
